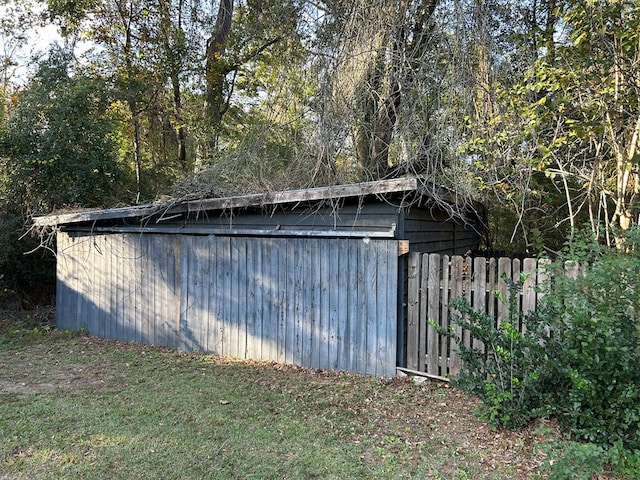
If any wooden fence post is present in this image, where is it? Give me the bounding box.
[439,255,450,375]
[406,252,421,370]
[426,253,440,375]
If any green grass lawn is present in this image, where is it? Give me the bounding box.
[0,325,549,479]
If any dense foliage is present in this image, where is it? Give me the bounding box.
[540,231,640,449]
[442,227,640,476]
[0,2,638,289]
[0,49,131,302]
[440,275,549,429]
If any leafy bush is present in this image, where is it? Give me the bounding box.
[538,439,640,480]
[539,230,640,449]
[440,273,550,428]
[441,226,640,472]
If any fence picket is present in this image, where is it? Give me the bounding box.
[439,255,450,375]
[419,254,429,372]
[462,256,473,353]
[448,256,464,377]
[472,257,486,352]
[426,254,440,375]
[406,252,421,371]
[407,254,555,378]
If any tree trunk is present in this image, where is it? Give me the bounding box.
[357,0,439,179]
[205,0,233,135]
[159,0,188,170]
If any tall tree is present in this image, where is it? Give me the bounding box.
[0,0,40,121]
[498,0,639,246]
[204,0,233,136]
[1,49,129,211]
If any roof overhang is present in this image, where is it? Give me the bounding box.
[33,177,423,227]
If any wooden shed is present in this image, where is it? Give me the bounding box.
[34,178,483,376]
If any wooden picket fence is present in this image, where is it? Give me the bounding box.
[405,253,552,379]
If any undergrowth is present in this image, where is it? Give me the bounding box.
[438,227,640,479]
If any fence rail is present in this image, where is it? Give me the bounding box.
[406,253,549,378]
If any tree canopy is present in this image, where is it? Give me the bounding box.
[1,0,639,299]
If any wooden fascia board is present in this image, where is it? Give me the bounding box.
[186,177,419,213]
[33,178,419,227]
[32,203,188,227]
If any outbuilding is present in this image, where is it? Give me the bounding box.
[34,177,483,376]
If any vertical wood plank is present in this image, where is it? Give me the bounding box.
[147,235,158,346]
[319,239,331,370]
[200,236,212,352]
[406,252,421,371]
[118,234,134,341]
[328,240,340,370]
[136,235,145,344]
[418,254,429,373]
[254,238,265,360]
[221,237,233,357]
[303,239,313,368]
[472,257,487,352]
[92,236,103,339]
[426,254,440,375]
[521,258,537,334]
[123,235,135,344]
[178,236,191,351]
[154,235,167,347]
[384,241,398,377]
[72,237,83,332]
[374,241,388,376]
[521,258,537,313]
[134,235,147,343]
[201,236,213,353]
[276,239,287,363]
[169,235,181,350]
[231,237,242,358]
[348,241,364,371]
[311,239,322,369]
[263,238,278,362]
[143,235,158,345]
[245,238,257,359]
[86,236,99,336]
[364,240,377,375]
[496,257,511,327]
[293,239,303,365]
[336,240,349,371]
[239,238,249,358]
[462,256,473,352]
[439,255,450,376]
[486,257,497,330]
[448,255,463,377]
[115,235,126,341]
[285,238,296,365]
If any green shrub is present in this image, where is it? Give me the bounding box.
[440,226,640,474]
[438,273,550,428]
[538,230,640,449]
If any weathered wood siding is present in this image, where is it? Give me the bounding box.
[183,202,402,235]
[56,232,399,376]
[403,209,480,254]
